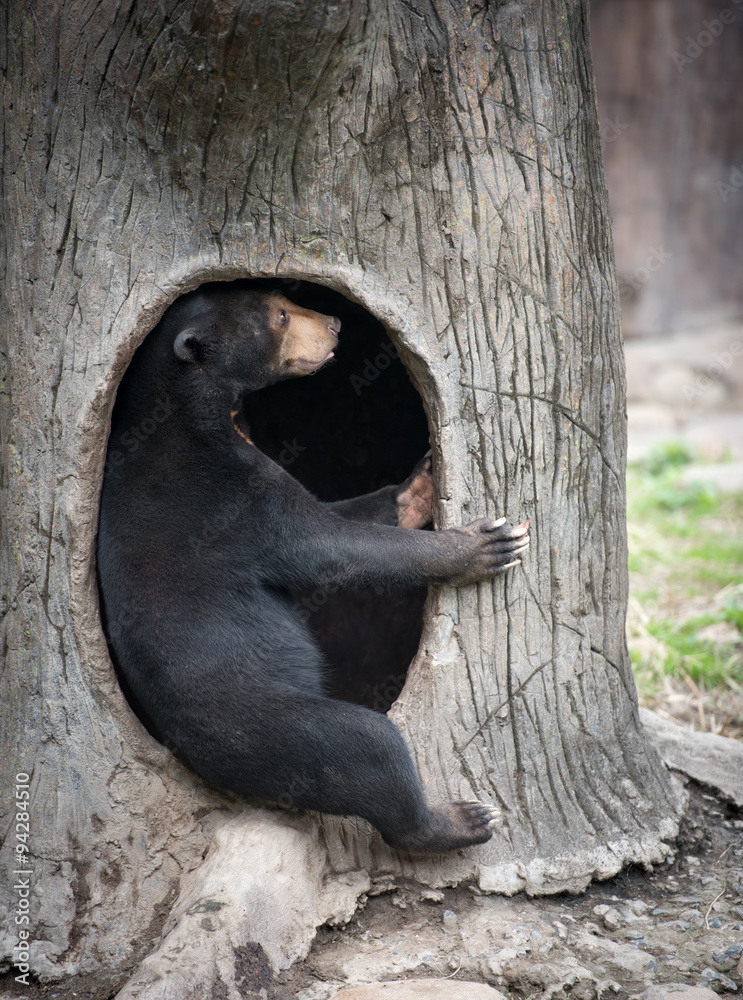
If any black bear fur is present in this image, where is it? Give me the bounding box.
[97,283,529,853]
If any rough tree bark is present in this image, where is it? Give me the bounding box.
[0,1,685,996]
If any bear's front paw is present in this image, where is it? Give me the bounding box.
[446,517,530,585]
[396,453,433,529]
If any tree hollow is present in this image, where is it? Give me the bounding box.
[241,279,431,711]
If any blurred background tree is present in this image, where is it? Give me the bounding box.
[592,0,743,338]
[591,0,743,739]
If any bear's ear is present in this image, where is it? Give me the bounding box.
[173,328,206,364]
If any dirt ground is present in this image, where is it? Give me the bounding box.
[268,783,742,1000]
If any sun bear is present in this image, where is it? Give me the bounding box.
[97,282,529,854]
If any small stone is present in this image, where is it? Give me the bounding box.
[487,947,521,977]
[685,856,701,867]
[626,931,645,940]
[333,982,509,999]
[524,961,597,991]
[661,958,694,974]
[369,874,397,896]
[420,889,444,904]
[629,900,650,916]
[442,909,459,931]
[699,967,738,992]
[601,907,623,931]
[712,944,743,971]
[553,921,568,940]
[659,920,691,932]
[644,984,720,1000]
[707,917,723,929]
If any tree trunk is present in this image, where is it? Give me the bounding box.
[0,1,685,996]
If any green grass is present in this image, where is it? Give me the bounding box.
[626,442,743,725]
[633,611,741,689]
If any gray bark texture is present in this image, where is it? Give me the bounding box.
[0,1,685,995]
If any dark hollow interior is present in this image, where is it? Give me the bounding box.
[239,279,430,712]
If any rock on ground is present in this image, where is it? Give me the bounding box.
[113,809,369,1000]
[641,709,743,807]
[332,981,507,999]
[642,985,720,1000]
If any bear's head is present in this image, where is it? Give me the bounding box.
[160,285,340,400]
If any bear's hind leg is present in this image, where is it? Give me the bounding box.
[177,688,499,855]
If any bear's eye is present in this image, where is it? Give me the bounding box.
[278,309,289,326]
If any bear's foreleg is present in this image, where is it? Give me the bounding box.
[327,454,433,528]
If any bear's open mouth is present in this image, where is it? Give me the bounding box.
[293,351,335,372]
